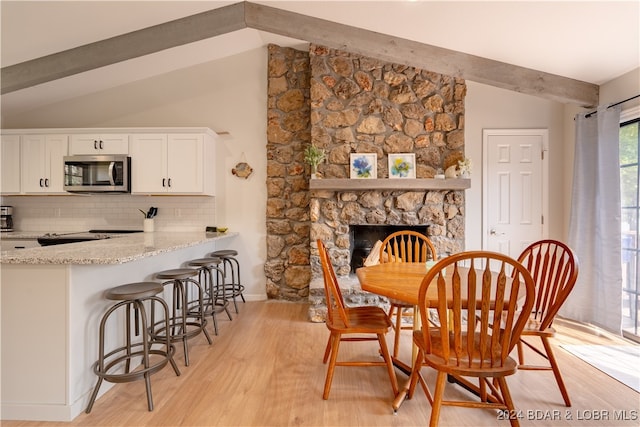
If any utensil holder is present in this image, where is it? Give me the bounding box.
[144,219,155,233]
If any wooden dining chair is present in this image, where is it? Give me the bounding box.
[379,230,438,363]
[515,239,579,407]
[406,251,535,427]
[317,239,399,400]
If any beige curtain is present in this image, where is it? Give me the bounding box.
[563,106,622,333]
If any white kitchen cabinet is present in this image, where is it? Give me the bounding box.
[69,134,129,155]
[21,134,68,194]
[1,134,21,194]
[130,133,215,195]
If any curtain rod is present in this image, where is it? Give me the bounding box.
[584,94,640,118]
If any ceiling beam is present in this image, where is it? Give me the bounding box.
[245,2,598,106]
[1,1,599,106]
[0,2,247,94]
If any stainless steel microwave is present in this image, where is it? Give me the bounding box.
[63,155,130,193]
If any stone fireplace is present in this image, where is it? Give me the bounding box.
[307,187,464,321]
[265,44,467,321]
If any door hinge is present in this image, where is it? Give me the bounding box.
[541,215,544,225]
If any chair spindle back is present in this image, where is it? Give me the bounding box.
[517,240,578,331]
[318,239,350,328]
[419,251,535,369]
[380,230,437,263]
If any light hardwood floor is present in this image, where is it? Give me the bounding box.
[3,301,639,426]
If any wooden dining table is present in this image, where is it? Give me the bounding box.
[355,261,523,410]
[356,261,522,311]
[356,262,434,306]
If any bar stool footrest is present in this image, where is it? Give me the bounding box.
[93,343,178,383]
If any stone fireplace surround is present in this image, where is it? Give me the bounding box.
[307,187,464,321]
[265,44,467,321]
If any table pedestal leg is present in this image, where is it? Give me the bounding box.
[392,305,422,411]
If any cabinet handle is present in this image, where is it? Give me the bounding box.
[94,140,98,150]
[99,140,104,149]
[40,178,44,187]
[162,178,166,187]
[45,178,50,187]
[168,178,172,187]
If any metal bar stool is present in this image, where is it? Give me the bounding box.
[209,249,245,313]
[151,268,213,366]
[86,282,180,413]
[187,257,233,335]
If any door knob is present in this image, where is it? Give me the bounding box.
[489,229,505,236]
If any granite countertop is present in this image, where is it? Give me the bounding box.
[0,231,45,239]
[0,231,238,265]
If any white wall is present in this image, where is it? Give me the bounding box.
[600,68,640,107]
[464,81,567,250]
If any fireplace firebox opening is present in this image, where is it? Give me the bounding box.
[349,225,430,273]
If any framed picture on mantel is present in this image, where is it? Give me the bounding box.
[388,153,416,179]
[350,153,377,179]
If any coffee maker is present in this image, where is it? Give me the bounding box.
[1,206,14,231]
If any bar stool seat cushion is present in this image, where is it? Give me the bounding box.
[210,249,238,257]
[105,282,163,301]
[188,257,222,267]
[155,268,198,280]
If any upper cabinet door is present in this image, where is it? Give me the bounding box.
[166,134,204,193]
[45,135,68,193]
[1,135,21,194]
[130,132,214,195]
[21,135,47,193]
[21,134,68,194]
[130,134,168,193]
[69,134,129,155]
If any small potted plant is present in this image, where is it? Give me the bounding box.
[457,157,472,179]
[303,144,325,179]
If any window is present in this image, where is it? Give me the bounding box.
[620,117,640,342]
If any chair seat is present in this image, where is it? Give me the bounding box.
[388,298,413,307]
[413,330,519,377]
[521,317,557,336]
[327,306,392,333]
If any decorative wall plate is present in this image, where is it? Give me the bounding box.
[232,162,253,179]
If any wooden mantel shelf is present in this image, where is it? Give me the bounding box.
[309,178,470,191]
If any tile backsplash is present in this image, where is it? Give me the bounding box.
[0,195,216,232]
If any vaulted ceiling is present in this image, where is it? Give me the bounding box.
[2,1,638,114]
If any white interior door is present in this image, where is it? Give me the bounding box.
[482,129,548,258]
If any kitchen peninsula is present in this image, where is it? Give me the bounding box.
[1,231,238,421]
